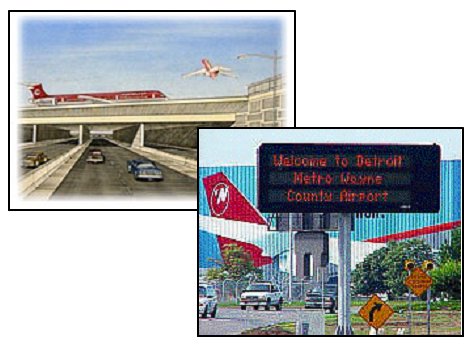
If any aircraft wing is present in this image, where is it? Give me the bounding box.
[182,68,206,78]
[217,66,232,72]
[219,71,238,78]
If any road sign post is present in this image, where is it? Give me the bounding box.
[408,278,412,335]
[427,287,431,335]
[404,267,433,335]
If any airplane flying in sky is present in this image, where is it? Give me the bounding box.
[23,83,167,105]
[182,59,236,80]
[199,172,459,271]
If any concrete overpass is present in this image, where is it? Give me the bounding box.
[19,95,247,146]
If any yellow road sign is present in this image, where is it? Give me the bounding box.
[358,294,394,330]
[405,267,433,296]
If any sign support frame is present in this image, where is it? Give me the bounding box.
[335,213,353,335]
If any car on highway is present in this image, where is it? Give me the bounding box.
[22,151,49,168]
[127,159,163,181]
[127,159,155,173]
[240,282,283,311]
[199,283,218,318]
[304,288,336,313]
[86,148,105,164]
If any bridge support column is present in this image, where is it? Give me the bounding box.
[131,123,145,148]
[79,125,83,145]
[32,124,37,143]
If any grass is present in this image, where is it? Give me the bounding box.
[220,299,461,310]
[324,310,461,335]
[238,300,461,335]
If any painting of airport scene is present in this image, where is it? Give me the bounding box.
[12,12,290,206]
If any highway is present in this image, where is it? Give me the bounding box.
[51,139,196,198]
[198,307,324,335]
[19,139,78,176]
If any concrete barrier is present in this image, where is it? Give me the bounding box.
[20,140,91,197]
[20,137,77,149]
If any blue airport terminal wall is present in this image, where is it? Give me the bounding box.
[198,161,461,270]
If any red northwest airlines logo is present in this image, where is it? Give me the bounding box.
[210,182,230,216]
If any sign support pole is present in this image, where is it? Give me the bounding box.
[407,272,412,335]
[426,287,431,335]
[288,213,293,302]
[335,213,353,335]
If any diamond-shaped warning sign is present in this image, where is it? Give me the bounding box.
[358,294,394,330]
[405,267,433,296]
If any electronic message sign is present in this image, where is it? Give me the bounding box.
[257,144,440,213]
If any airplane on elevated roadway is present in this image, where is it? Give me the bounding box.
[23,83,167,105]
[182,59,236,80]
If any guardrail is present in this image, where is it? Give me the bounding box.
[20,140,91,196]
[19,137,77,149]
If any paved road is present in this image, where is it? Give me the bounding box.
[52,139,196,198]
[19,139,78,176]
[198,307,324,335]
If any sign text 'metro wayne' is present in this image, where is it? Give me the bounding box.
[257,144,441,213]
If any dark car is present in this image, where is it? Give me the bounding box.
[127,159,163,181]
[127,159,155,173]
[305,289,336,313]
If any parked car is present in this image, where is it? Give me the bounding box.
[199,283,218,318]
[86,148,105,164]
[304,288,336,313]
[22,151,48,168]
[240,282,283,311]
[127,159,163,181]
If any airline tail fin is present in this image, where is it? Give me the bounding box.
[202,172,268,226]
[26,83,48,99]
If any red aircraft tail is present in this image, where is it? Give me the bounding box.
[202,172,268,225]
[202,172,272,267]
[27,83,48,99]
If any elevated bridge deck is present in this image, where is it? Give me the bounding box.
[19,95,247,125]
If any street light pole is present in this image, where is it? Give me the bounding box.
[237,51,282,123]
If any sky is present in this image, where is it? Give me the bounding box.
[19,16,283,104]
[199,128,463,166]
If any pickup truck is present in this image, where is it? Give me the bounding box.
[86,148,105,164]
[240,282,283,311]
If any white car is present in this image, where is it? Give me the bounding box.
[199,284,217,318]
[240,282,283,311]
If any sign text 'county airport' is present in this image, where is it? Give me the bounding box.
[257,143,441,213]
